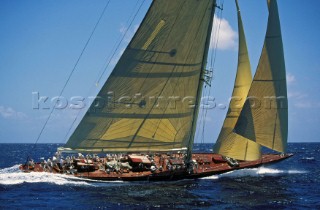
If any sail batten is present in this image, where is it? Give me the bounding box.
[64,0,216,153]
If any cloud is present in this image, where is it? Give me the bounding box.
[0,106,27,120]
[204,116,213,122]
[288,91,307,99]
[294,101,320,109]
[287,73,296,85]
[108,24,140,66]
[211,15,237,50]
[287,74,320,109]
[288,91,319,109]
[120,24,139,43]
[110,48,125,66]
[288,89,320,109]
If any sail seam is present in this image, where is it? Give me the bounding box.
[128,1,188,149]
[272,112,278,150]
[151,1,217,149]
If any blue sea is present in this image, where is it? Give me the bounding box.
[0,143,319,209]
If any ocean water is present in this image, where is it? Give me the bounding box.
[0,143,319,209]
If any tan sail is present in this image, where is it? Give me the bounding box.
[235,0,288,152]
[213,0,261,161]
[62,0,216,153]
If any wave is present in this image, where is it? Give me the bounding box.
[0,165,125,186]
[300,157,315,161]
[256,167,307,175]
[0,164,21,174]
[1,165,308,185]
[200,167,307,180]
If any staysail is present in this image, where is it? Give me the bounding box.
[234,0,288,152]
[61,0,217,153]
[213,0,261,161]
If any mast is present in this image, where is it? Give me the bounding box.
[187,0,217,162]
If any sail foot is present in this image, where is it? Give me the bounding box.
[214,131,261,161]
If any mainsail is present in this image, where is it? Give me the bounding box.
[235,0,288,152]
[62,0,217,153]
[213,0,261,161]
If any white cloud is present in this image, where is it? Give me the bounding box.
[288,91,307,99]
[288,90,319,109]
[294,102,312,109]
[0,106,27,120]
[108,24,140,66]
[294,101,320,109]
[287,73,296,85]
[120,24,140,43]
[294,102,309,108]
[211,15,237,50]
[110,48,125,66]
[204,116,213,122]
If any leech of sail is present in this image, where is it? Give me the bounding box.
[187,0,217,161]
[213,0,261,161]
[234,0,288,152]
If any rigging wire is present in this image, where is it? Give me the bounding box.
[96,0,146,85]
[148,0,206,145]
[95,0,142,86]
[197,0,224,144]
[25,0,111,160]
[62,0,146,144]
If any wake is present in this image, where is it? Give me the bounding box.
[200,167,307,180]
[0,165,124,186]
[0,165,307,185]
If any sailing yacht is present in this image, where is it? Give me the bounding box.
[20,0,292,181]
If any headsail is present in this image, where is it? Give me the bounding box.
[213,0,261,161]
[62,0,217,153]
[234,0,288,152]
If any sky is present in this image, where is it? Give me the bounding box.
[0,0,319,144]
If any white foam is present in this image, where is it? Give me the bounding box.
[0,164,21,173]
[287,170,307,174]
[257,167,307,175]
[301,157,315,161]
[0,165,125,186]
[257,167,283,175]
[0,165,307,184]
[0,171,92,186]
[200,175,219,180]
[200,167,307,179]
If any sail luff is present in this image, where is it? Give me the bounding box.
[213,0,261,161]
[234,0,288,152]
[187,0,217,161]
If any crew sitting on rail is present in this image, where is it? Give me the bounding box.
[28,159,35,169]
